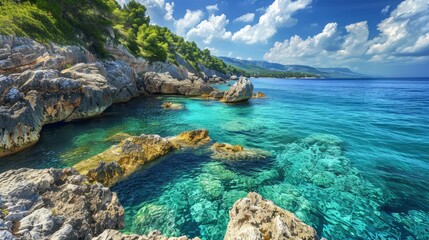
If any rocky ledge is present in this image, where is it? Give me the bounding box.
[0,168,124,240]
[73,129,211,186]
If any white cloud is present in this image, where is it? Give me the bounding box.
[232,0,312,44]
[164,2,175,21]
[264,0,429,68]
[187,14,232,44]
[175,9,204,36]
[234,13,255,23]
[381,5,390,14]
[206,4,219,12]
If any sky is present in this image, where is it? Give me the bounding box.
[116,0,429,77]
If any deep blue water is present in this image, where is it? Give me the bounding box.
[1,78,429,239]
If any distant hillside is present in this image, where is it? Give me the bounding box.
[219,57,370,79]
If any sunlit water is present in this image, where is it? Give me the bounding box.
[1,78,429,239]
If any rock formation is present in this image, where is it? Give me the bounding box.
[162,102,184,110]
[252,92,266,98]
[0,167,320,240]
[0,168,124,240]
[93,229,200,240]
[222,77,254,103]
[225,192,319,240]
[210,142,270,161]
[73,129,211,186]
[142,72,213,96]
[209,90,225,98]
[0,35,224,157]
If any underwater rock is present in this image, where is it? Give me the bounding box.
[74,130,210,186]
[224,192,319,240]
[198,174,224,199]
[104,132,133,143]
[210,142,270,161]
[133,204,183,237]
[0,168,124,239]
[221,77,254,103]
[162,102,185,110]
[252,92,266,98]
[94,229,201,240]
[190,200,219,224]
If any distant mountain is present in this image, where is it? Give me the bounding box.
[219,57,370,79]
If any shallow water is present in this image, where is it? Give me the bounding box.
[1,78,429,239]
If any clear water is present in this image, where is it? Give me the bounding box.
[1,78,429,239]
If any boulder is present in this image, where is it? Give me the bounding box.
[221,77,254,103]
[230,75,239,80]
[210,142,270,161]
[162,102,184,110]
[94,229,200,240]
[74,130,210,186]
[224,192,319,240]
[0,168,124,239]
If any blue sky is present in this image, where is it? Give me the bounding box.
[117,0,429,77]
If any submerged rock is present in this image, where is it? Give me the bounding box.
[224,192,319,240]
[94,229,201,240]
[210,142,270,161]
[221,77,254,103]
[162,102,185,110]
[74,130,210,186]
[0,168,124,239]
[252,91,266,98]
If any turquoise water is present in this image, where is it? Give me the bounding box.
[1,78,429,239]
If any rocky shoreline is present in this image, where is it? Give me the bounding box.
[0,35,255,157]
[0,168,320,240]
[0,35,318,239]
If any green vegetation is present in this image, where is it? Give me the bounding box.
[0,0,244,75]
[0,0,118,57]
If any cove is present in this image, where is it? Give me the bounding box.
[1,78,429,239]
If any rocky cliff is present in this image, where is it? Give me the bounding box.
[0,35,236,157]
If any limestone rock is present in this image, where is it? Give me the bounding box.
[0,168,124,239]
[74,130,210,186]
[230,75,239,80]
[162,102,184,110]
[0,60,139,156]
[221,77,254,103]
[169,129,211,148]
[210,143,270,161]
[142,72,213,96]
[224,192,319,240]
[93,229,201,240]
[252,92,266,98]
[209,90,225,98]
